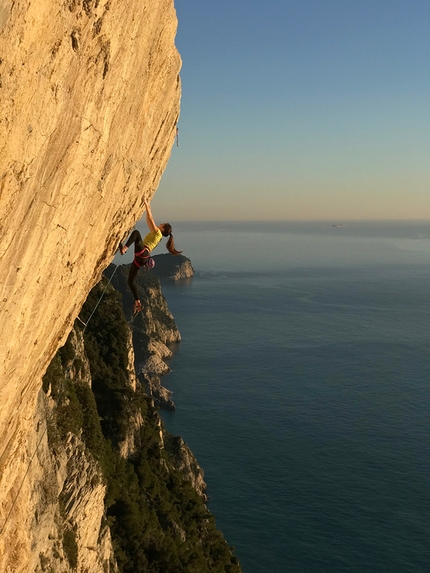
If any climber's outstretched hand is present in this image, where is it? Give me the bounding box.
[144,197,158,233]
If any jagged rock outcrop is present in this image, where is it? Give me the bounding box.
[152,253,194,281]
[165,435,208,501]
[0,0,181,569]
[108,263,180,409]
[140,340,176,410]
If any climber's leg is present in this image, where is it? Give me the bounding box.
[126,230,144,252]
[127,263,140,301]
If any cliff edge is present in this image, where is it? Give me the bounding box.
[0,0,181,569]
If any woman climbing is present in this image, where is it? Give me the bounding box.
[119,198,182,315]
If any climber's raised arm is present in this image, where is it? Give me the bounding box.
[144,198,158,234]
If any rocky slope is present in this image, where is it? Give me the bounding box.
[23,277,240,572]
[0,0,181,568]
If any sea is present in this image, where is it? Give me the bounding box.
[140,220,430,573]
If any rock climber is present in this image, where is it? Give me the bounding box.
[119,198,182,315]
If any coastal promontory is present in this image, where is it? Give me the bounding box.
[152,253,194,281]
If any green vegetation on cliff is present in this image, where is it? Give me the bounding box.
[43,278,241,573]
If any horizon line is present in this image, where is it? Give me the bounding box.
[156,218,430,224]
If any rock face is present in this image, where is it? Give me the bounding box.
[15,328,118,573]
[0,0,181,569]
[164,435,208,500]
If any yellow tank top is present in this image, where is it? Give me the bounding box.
[143,229,163,252]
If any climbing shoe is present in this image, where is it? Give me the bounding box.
[133,300,142,316]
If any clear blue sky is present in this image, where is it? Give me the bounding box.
[156,0,430,221]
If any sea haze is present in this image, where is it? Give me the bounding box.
[158,221,430,573]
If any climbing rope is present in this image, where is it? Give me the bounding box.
[79,263,119,332]
[79,229,133,330]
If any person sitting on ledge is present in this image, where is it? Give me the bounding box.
[120,197,182,315]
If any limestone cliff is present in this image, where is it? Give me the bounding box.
[31,327,119,573]
[0,0,181,569]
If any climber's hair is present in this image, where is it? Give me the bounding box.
[161,223,182,256]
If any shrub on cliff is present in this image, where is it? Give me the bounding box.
[43,277,242,573]
[80,279,136,448]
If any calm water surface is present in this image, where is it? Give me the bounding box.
[148,221,430,573]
